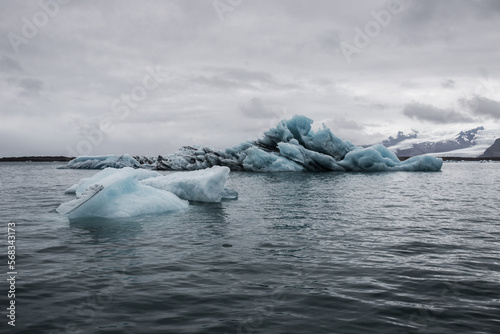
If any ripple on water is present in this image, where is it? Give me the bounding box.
[1,162,499,333]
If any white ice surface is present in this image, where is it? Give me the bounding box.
[58,166,237,219]
[65,167,160,197]
[57,168,188,219]
[140,166,235,202]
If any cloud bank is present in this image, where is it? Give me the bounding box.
[1,0,499,156]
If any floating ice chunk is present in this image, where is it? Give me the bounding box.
[339,144,442,171]
[221,187,238,200]
[57,168,188,219]
[339,145,399,171]
[64,154,141,169]
[140,166,236,202]
[58,166,238,219]
[397,155,444,171]
[242,147,304,172]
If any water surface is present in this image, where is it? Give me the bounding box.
[1,162,499,333]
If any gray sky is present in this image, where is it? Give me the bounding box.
[1,0,499,157]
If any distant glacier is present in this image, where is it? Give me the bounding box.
[379,126,500,158]
[63,115,443,172]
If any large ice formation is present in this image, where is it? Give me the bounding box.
[154,115,442,172]
[62,115,443,172]
[58,166,237,219]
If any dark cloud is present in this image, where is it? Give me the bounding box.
[403,102,475,123]
[441,79,455,89]
[331,115,363,130]
[7,77,43,96]
[462,96,500,119]
[0,55,23,73]
[475,0,500,17]
[369,103,389,110]
[318,30,342,53]
[19,77,43,92]
[239,97,277,119]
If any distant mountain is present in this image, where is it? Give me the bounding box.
[382,130,418,147]
[480,138,500,158]
[380,126,491,157]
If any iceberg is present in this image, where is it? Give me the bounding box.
[62,115,443,172]
[57,166,237,219]
[57,168,188,219]
[63,154,141,169]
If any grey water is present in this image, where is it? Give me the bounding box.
[1,162,499,334]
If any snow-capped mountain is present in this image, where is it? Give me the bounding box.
[381,130,418,147]
[380,126,500,158]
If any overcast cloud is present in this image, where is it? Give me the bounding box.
[1,0,500,157]
[402,102,476,124]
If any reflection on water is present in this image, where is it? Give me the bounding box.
[69,216,146,242]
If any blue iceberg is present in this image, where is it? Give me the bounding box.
[62,115,442,172]
[57,167,188,219]
[58,166,237,219]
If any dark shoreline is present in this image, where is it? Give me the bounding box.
[0,156,74,162]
